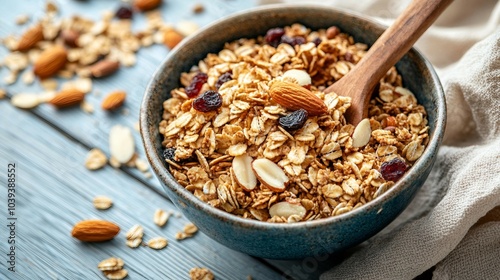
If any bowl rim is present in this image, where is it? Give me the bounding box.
[140,3,446,230]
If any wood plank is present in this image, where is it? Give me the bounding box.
[0,0,257,194]
[0,101,281,280]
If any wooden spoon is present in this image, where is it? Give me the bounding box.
[325,0,454,125]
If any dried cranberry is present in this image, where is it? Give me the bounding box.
[278,109,309,132]
[115,6,133,19]
[215,72,232,90]
[265,27,285,47]
[313,37,322,46]
[344,52,354,63]
[380,157,408,182]
[193,90,222,112]
[185,72,208,98]
[280,35,306,47]
[163,148,176,162]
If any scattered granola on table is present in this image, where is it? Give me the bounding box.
[158,23,430,223]
[189,267,215,280]
[97,257,128,280]
[175,223,198,240]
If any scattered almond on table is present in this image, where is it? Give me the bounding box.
[102,91,127,111]
[3,0,220,277]
[48,88,85,108]
[71,220,120,242]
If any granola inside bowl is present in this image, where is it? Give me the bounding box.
[141,4,445,259]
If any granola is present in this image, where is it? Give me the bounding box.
[159,24,429,223]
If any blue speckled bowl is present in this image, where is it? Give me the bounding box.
[141,4,446,259]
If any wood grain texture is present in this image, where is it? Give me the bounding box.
[0,0,257,195]
[0,102,281,280]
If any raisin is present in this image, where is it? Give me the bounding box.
[185,72,208,98]
[265,27,285,47]
[280,35,306,46]
[344,52,354,63]
[115,6,133,19]
[313,37,322,46]
[215,72,232,90]
[278,109,309,132]
[192,90,222,112]
[380,157,408,182]
[163,148,176,162]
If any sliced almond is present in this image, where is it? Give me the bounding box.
[269,201,307,219]
[176,20,199,37]
[251,158,289,192]
[109,125,135,164]
[61,78,92,94]
[352,118,371,148]
[282,69,311,86]
[102,91,126,111]
[232,154,257,191]
[49,89,85,108]
[11,93,41,109]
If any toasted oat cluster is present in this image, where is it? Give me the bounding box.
[159,24,429,223]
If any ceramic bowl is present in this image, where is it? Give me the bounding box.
[140,4,446,259]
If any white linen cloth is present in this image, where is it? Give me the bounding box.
[259,0,500,279]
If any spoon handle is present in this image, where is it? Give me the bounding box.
[353,0,454,89]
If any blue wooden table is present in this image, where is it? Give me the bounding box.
[0,0,344,279]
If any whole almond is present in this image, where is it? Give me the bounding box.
[134,0,162,11]
[17,24,44,52]
[269,81,327,116]
[163,29,183,49]
[49,89,85,108]
[101,91,126,110]
[90,60,120,78]
[33,45,67,79]
[71,220,120,242]
[60,29,80,48]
